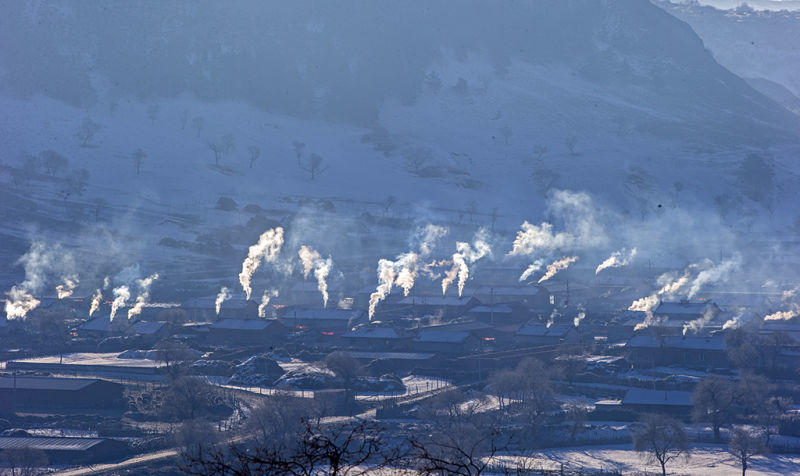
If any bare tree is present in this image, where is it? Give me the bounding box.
[466,200,478,224]
[298,152,328,180]
[564,136,577,156]
[564,401,589,442]
[132,148,147,174]
[75,117,102,147]
[247,145,261,169]
[192,117,205,137]
[41,150,68,176]
[693,377,736,441]
[182,419,400,476]
[208,134,235,166]
[161,375,219,421]
[382,195,397,216]
[632,414,688,476]
[490,207,499,231]
[728,426,767,476]
[409,424,502,476]
[66,168,90,196]
[532,145,549,162]
[293,140,306,160]
[499,125,513,145]
[180,109,190,130]
[325,351,361,400]
[247,392,319,448]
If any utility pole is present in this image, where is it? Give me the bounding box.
[490,287,495,325]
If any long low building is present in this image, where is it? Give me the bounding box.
[0,375,124,409]
[0,436,128,463]
[5,352,166,378]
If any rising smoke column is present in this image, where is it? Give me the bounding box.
[128,273,159,320]
[682,307,717,335]
[686,256,741,299]
[4,286,40,320]
[764,306,800,321]
[298,245,334,307]
[519,260,543,282]
[369,259,398,320]
[216,287,231,316]
[595,248,637,275]
[441,230,492,296]
[4,240,78,320]
[89,289,103,317]
[368,225,448,320]
[538,256,578,284]
[258,289,279,318]
[239,227,284,300]
[56,274,79,299]
[109,286,130,321]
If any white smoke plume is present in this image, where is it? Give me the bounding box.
[369,258,399,320]
[574,311,586,328]
[538,256,578,284]
[519,260,544,282]
[4,286,40,320]
[412,224,449,256]
[103,276,111,289]
[4,240,78,319]
[314,257,332,308]
[298,246,334,307]
[239,227,284,300]
[628,267,695,314]
[686,256,741,299]
[782,285,800,302]
[368,225,448,320]
[128,273,159,320]
[258,289,279,318]
[721,309,750,330]
[441,230,492,296]
[89,289,103,317]
[109,286,130,321]
[764,306,800,322]
[56,274,79,299]
[216,287,231,316]
[682,307,717,335]
[629,294,660,313]
[298,245,321,279]
[634,314,666,332]
[595,248,637,275]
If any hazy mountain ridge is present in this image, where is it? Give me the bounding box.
[656,1,800,100]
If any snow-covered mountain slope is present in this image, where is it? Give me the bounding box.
[656,2,800,99]
[1,0,799,292]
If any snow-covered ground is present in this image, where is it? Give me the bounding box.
[493,443,800,475]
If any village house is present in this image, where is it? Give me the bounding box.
[515,323,579,346]
[208,319,288,345]
[0,376,124,410]
[620,388,694,418]
[342,326,413,351]
[412,329,480,354]
[473,285,553,310]
[0,436,129,464]
[395,295,478,319]
[626,334,728,368]
[181,295,259,321]
[279,307,365,335]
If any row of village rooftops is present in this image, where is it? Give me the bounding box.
[4,297,794,363]
[6,275,793,322]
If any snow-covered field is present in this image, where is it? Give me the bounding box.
[493,443,800,475]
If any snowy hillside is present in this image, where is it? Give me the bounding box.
[1,0,799,293]
[656,2,800,102]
